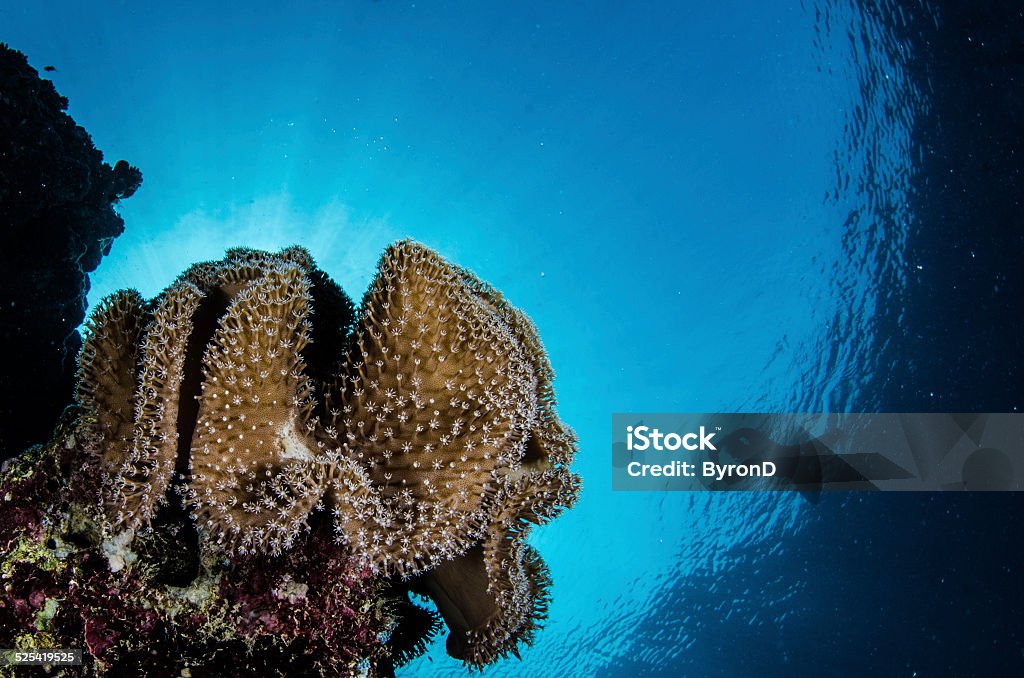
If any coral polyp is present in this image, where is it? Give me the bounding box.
[53,239,581,670]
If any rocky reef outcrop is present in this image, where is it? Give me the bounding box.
[0,43,142,457]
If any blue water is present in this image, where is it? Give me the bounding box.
[6,1,1022,675]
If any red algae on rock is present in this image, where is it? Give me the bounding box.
[0,412,395,676]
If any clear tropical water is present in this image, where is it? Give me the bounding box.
[6,1,1022,675]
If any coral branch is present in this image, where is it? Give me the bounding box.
[75,290,147,472]
[187,264,324,555]
[112,280,204,531]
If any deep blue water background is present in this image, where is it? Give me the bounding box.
[4,1,1022,675]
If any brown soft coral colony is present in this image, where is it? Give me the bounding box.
[74,240,580,668]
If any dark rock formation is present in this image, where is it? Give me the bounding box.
[0,43,142,456]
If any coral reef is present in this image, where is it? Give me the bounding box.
[0,44,142,457]
[3,240,579,672]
